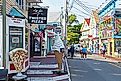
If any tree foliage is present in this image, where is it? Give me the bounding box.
[68,14,77,25]
[67,24,83,45]
[67,14,83,45]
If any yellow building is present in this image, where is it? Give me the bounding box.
[98,0,121,58]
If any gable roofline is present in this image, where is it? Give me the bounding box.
[85,18,90,26]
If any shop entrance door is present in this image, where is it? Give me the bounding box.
[33,36,41,56]
[30,32,42,57]
[110,42,112,55]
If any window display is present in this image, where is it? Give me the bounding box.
[114,39,121,54]
[9,27,23,51]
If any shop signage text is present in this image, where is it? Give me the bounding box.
[28,8,48,24]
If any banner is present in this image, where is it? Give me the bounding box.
[28,7,48,24]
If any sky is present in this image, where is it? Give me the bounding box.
[39,0,107,23]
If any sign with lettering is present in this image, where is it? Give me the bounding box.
[28,8,48,24]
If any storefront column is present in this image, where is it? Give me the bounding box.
[99,39,101,54]
[107,40,110,56]
[112,38,115,57]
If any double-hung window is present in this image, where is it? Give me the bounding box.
[16,0,24,9]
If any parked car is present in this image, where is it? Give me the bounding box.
[74,44,80,52]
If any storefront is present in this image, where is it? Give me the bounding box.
[6,16,29,74]
[46,25,55,53]
[92,38,99,54]
[113,18,121,57]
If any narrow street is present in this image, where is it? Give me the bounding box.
[68,54,121,81]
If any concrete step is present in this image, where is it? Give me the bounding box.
[27,74,69,81]
[30,64,58,68]
[27,77,53,81]
[27,69,57,75]
[27,74,57,77]
[30,62,58,68]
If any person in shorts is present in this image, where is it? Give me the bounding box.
[82,46,87,59]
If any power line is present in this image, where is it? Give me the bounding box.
[76,0,92,12]
[68,0,74,12]
[70,11,86,18]
[74,0,92,15]
[72,6,91,16]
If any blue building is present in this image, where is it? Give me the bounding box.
[98,0,121,57]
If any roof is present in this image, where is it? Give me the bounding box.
[85,18,90,26]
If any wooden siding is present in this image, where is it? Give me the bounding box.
[6,0,26,17]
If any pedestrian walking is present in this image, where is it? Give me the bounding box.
[68,46,70,56]
[82,46,87,59]
[80,46,83,58]
[101,46,106,58]
[70,44,75,58]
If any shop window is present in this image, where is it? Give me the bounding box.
[53,24,57,27]
[16,0,24,9]
[114,39,121,53]
[16,0,18,3]
[9,27,23,51]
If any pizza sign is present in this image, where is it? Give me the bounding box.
[28,7,48,24]
[9,48,28,72]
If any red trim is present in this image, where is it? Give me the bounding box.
[88,35,92,38]
[46,25,54,30]
[10,64,15,70]
[92,37,99,40]
[47,32,54,37]
[85,18,90,26]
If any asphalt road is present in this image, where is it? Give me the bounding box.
[68,58,121,81]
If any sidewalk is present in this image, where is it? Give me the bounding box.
[26,54,70,81]
[74,53,121,63]
[75,53,121,68]
[86,54,121,63]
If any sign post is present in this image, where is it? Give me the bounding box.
[2,0,6,69]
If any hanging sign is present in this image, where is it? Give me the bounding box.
[28,7,48,24]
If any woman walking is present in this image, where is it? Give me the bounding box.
[82,46,87,59]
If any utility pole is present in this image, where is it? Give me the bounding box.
[2,0,6,69]
[65,0,68,46]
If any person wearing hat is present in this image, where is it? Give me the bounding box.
[52,33,65,73]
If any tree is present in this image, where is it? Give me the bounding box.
[68,14,77,25]
[67,23,83,45]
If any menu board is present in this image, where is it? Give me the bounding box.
[9,27,23,51]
